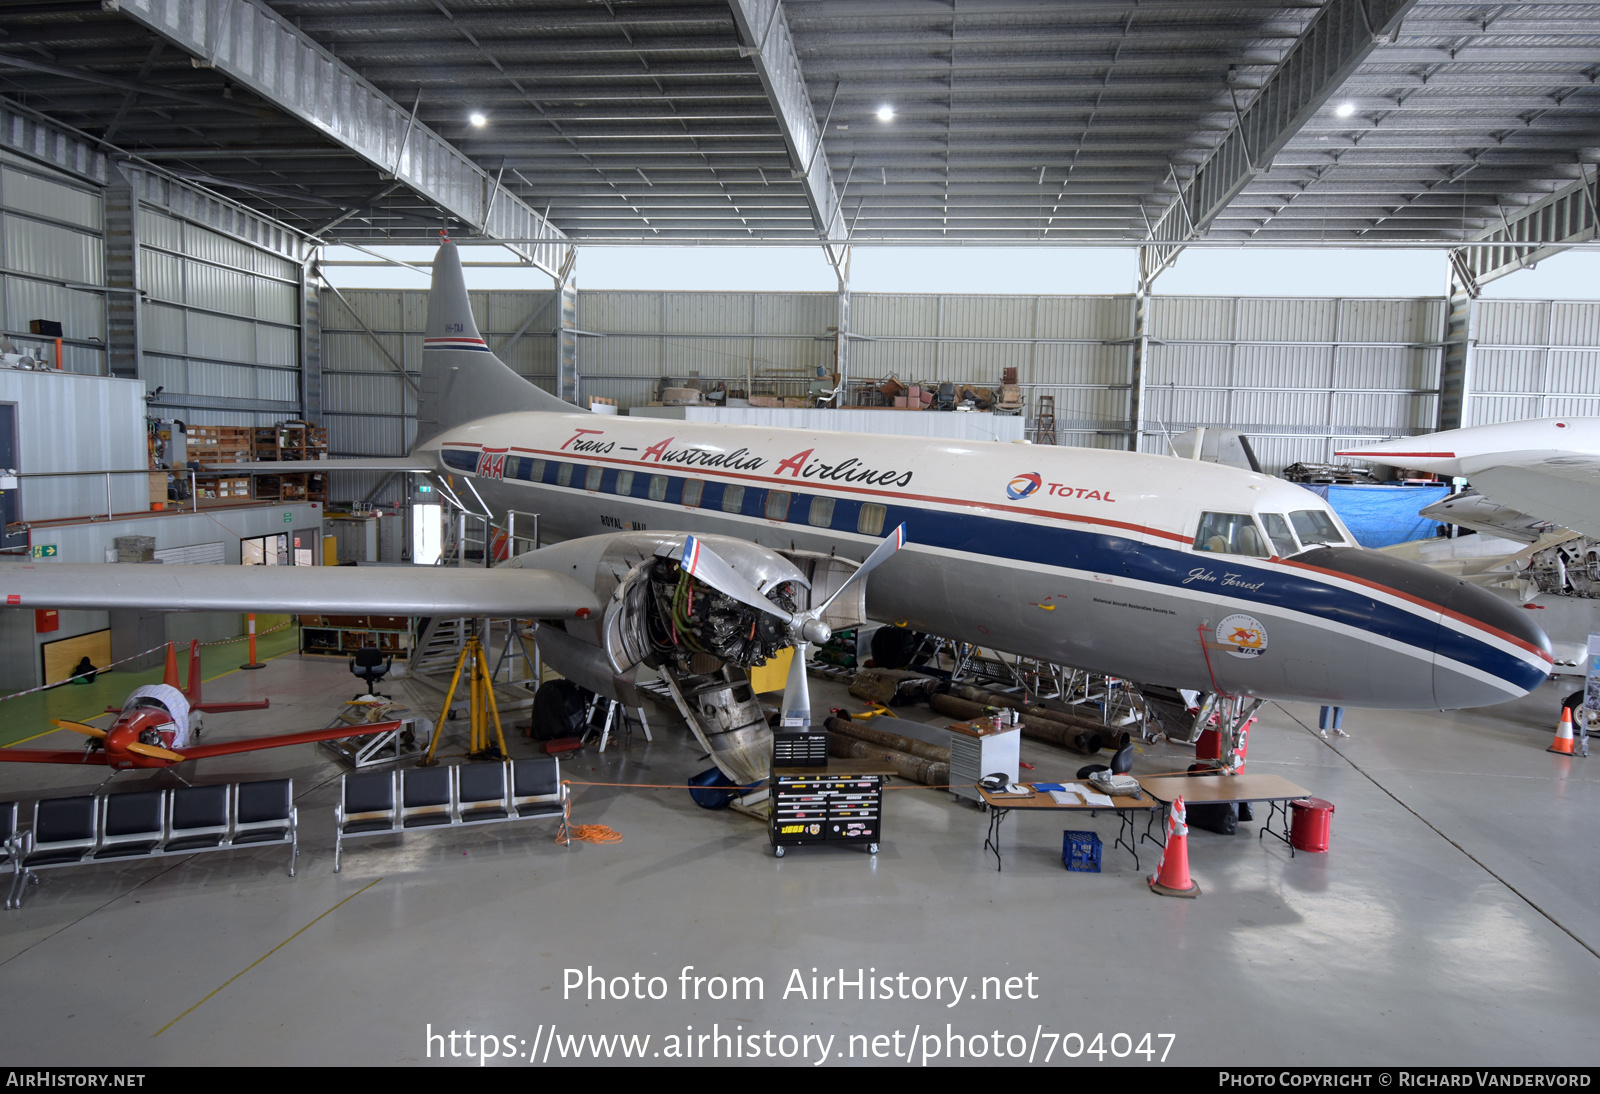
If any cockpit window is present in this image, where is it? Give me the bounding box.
[1260,513,1299,557]
[1290,509,1346,547]
[1193,512,1269,557]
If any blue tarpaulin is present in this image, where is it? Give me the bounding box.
[1296,483,1449,548]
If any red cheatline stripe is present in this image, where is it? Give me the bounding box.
[441,442,1194,545]
[1280,558,1551,663]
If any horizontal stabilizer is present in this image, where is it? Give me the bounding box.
[199,456,437,474]
[0,563,600,618]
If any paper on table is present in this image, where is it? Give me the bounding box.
[1048,789,1083,805]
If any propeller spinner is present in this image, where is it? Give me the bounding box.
[680,524,907,730]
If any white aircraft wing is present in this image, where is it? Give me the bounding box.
[1339,418,1600,541]
[1467,455,1600,542]
[0,562,598,618]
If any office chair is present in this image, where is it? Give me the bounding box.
[350,647,393,700]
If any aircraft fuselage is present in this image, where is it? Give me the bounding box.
[427,411,1551,710]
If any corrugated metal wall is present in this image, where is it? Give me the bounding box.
[132,171,309,426]
[1467,300,1600,424]
[0,149,106,375]
[316,283,1600,483]
[1141,296,1447,471]
[579,290,835,410]
[0,369,146,520]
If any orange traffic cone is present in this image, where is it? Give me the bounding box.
[161,642,180,689]
[1149,795,1201,898]
[1548,707,1578,755]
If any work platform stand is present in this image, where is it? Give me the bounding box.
[580,693,654,754]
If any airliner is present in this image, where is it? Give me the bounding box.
[0,241,1552,781]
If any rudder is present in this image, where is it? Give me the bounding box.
[415,239,574,444]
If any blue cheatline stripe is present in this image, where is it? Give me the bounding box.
[440,448,1543,691]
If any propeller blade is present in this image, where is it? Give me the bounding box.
[123,741,185,763]
[52,719,106,739]
[779,640,813,729]
[679,536,796,622]
[815,523,908,617]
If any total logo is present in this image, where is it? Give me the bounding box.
[1007,472,1042,500]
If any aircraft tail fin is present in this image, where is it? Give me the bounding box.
[185,639,202,704]
[415,238,575,445]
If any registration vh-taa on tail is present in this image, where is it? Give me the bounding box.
[0,240,1553,784]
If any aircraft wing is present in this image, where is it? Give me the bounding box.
[199,456,437,473]
[176,720,404,761]
[0,749,106,764]
[0,563,599,618]
[1466,456,1600,542]
[1339,418,1600,541]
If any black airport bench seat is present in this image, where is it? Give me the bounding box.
[334,757,567,871]
[6,780,298,908]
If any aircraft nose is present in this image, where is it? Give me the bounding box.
[1297,546,1551,708]
[1432,576,1552,706]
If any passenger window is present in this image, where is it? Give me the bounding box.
[528,458,545,482]
[808,496,835,528]
[1193,512,1269,558]
[648,475,668,502]
[1261,513,1299,557]
[615,470,634,495]
[682,479,704,508]
[858,503,886,536]
[584,466,603,492]
[764,491,791,522]
[556,463,574,488]
[502,455,520,480]
[1290,510,1346,547]
[721,484,745,513]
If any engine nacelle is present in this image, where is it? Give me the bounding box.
[505,532,817,783]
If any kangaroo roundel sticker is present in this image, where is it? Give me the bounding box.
[1216,614,1268,659]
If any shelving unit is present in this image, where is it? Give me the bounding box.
[298,614,413,657]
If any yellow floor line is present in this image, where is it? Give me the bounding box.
[154,877,384,1037]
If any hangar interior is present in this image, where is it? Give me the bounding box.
[0,0,1596,1068]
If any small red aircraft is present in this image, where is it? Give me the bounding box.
[0,641,400,770]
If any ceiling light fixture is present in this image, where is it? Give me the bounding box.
[469,112,487,127]
[1334,102,1355,118]
[876,105,894,122]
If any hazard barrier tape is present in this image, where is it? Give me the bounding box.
[0,621,294,705]
[0,641,171,703]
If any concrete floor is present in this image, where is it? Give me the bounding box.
[0,652,1596,1067]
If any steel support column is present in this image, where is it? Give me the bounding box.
[1144,0,1421,278]
[103,165,141,380]
[300,258,322,424]
[1439,280,1478,432]
[1129,289,1149,453]
[557,284,578,406]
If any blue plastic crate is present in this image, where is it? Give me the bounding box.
[1062,830,1102,872]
